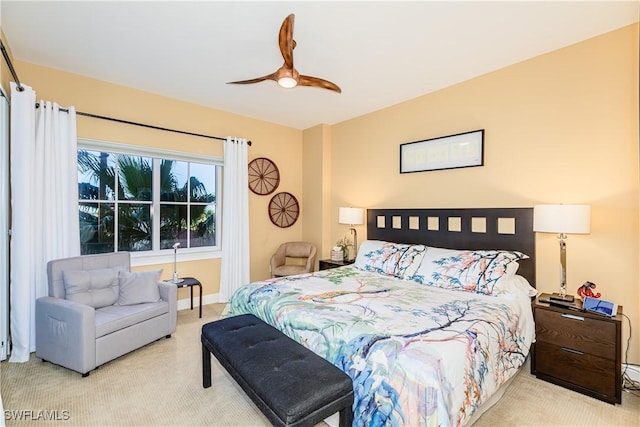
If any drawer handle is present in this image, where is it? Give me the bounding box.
[561,313,584,321]
[561,347,584,355]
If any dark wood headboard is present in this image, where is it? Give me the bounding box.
[366,208,536,287]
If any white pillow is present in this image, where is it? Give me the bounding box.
[410,246,528,296]
[497,275,538,298]
[116,269,162,305]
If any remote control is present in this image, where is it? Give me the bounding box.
[539,298,581,310]
[549,294,574,302]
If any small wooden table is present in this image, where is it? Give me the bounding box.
[175,277,202,318]
[319,259,354,271]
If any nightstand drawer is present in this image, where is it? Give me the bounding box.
[535,341,617,398]
[535,309,616,359]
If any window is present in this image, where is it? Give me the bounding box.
[77,140,221,258]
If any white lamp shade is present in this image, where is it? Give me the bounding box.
[533,204,591,234]
[339,207,364,225]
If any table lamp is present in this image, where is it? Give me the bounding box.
[338,207,364,261]
[533,204,590,302]
[172,242,183,284]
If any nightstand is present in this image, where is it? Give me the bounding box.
[531,293,622,404]
[318,259,354,271]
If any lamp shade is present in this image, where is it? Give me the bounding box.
[533,204,590,234]
[339,207,364,225]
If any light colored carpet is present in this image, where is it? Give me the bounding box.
[1,303,638,426]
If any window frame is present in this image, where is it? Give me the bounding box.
[78,138,222,267]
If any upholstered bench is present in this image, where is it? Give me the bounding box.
[201,314,354,427]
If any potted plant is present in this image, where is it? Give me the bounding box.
[336,237,352,261]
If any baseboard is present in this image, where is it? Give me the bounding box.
[177,293,220,311]
[623,363,640,383]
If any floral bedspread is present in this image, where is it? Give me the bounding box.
[223,266,535,427]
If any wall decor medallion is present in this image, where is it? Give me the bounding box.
[268,192,299,228]
[400,129,484,173]
[248,157,280,195]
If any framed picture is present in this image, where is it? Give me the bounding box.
[400,129,484,173]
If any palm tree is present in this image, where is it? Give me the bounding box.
[77,151,215,254]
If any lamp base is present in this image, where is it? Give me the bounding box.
[172,273,183,284]
[550,293,574,302]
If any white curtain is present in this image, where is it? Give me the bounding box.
[219,137,250,302]
[9,83,80,362]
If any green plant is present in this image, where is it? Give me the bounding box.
[336,237,352,260]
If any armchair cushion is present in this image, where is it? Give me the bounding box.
[116,269,162,306]
[95,302,169,338]
[63,268,121,308]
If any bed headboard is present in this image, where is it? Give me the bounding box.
[366,208,536,287]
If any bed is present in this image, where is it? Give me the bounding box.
[223,208,537,427]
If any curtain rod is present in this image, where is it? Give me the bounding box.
[38,105,252,146]
[0,39,252,145]
[0,40,24,92]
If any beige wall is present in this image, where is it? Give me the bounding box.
[325,24,639,362]
[15,61,305,298]
[302,124,333,265]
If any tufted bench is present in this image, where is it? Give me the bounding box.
[202,314,354,427]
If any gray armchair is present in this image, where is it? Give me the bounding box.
[270,242,317,278]
[36,252,177,376]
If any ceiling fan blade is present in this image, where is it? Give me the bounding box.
[279,14,295,69]
[229,14,341,93]
[298,75,342,93]
[227,73,277,85]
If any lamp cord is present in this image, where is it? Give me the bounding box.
[621,313,640,396]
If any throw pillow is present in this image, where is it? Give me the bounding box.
[354,240,426,280]
[117,269,162,306]
[63,268,121,308]
[411,246,528,296]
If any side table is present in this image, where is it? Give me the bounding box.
[175,277,202,318]
[319,259,355,271]
[531,293,622,403]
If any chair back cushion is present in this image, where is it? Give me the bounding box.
[47,252,131,299]
[284,242,314,258]
[63,268,121,308]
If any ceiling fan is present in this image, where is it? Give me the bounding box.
[227,14,341,93]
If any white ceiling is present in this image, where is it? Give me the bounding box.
[2,1,638,130]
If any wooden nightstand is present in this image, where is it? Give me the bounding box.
[318,259,354,271]
[531,293,622,404]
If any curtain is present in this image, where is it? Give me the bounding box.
[0,93,8,362]
[9,83,80,362]
[219,137,250,302]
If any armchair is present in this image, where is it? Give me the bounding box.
[36,252,177,376]
[269,242,317,278]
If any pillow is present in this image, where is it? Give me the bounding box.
[496,275,538,298]
[354,240,426,279]
[117,269,162,306]
[410,246,528,295]
[63,268,121,308]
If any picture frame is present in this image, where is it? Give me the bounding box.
[400,129,484,173]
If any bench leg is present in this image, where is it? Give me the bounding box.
[202,342,212,388]
[338,405,353,427]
